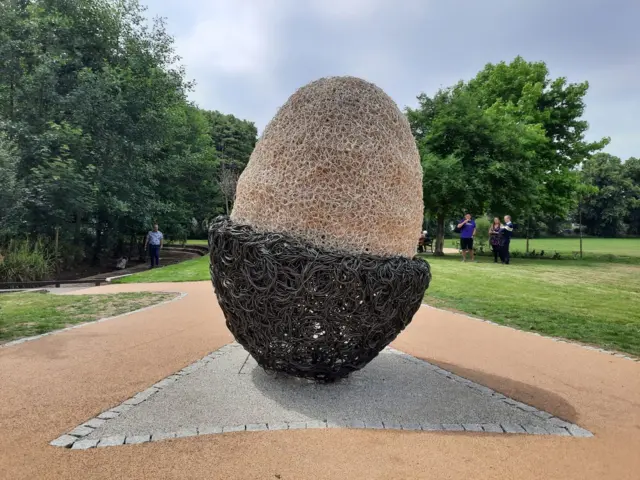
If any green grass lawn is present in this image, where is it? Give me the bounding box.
[114,256,209,283]
[446,237,640,260]
[114,253,640,357]
[0,292,176,343]
[185,239,208,245]
[423,255,640,356]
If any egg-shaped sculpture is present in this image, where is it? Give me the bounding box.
[209,76,431,381]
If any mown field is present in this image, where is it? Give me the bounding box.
[446,237,640,260]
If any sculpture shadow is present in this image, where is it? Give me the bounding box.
[249,351,577,425]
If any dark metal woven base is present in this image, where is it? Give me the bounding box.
[208,216,431,382]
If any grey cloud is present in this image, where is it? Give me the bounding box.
[146,0,640,159]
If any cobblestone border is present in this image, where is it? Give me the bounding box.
[420,304,638,362]
[50,342,593,449]
[1,292,187,349]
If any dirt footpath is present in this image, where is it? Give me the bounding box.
[0,282,638,480]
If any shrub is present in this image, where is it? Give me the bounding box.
[0,239,54,283]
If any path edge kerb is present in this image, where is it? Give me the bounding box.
[0,291,188,350]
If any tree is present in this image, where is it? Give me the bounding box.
[623,157,640,235]
[579,153,636,236]
[467,57,609,226]
[407,57,608,253]
[203,110,257,168]
[0,0,257,272]
[407,83,546,254]
[0,131,20,234]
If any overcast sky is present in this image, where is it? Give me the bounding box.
[145,0,639,160]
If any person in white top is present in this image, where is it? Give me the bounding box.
[144,223,164,268]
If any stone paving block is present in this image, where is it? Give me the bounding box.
[71,439,99,450]
[548,417,572,428]
[345,420,366,429]
[153,378,176,389]
[138,387,159,398]
[522,424,548,435]
[68,426,93,437]
[97,411,120,420]
[442,424,464,431]
[401,423,422,431]
[125,434,151,444]
[110,404,133,413]
[545,426,571,436]
[305,420,327,429]
[566,424,594,438]
[175,428,198,438]
[326,420,348,429]
[198,425,223,435]
[382,421,402,430]
[222,425,246,433]
[364,421,384,429]
[501,424,526,434]
[50,435,78,448]
[420,423,443,431]
[97,435,126,447]
[481,424,504,433]
[513,401,538,412]
[267,422,289,431]
[462,424,483,432]
[124,396,147,406]
[83,418,106,429]
[533,410,553,419]
[245,423,268,431]
[151,432,176,442]
[287,422,307,430]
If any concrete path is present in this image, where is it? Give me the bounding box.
[1,281,639,480]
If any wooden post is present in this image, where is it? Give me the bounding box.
[579,197,583,259]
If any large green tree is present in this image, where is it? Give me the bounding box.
[579,153,638,237]
[0,0,256,270]
[407,82,547,253]
[407,57,608,253]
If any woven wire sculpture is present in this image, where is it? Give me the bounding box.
[209,216,431,382]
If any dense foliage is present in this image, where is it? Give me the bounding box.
[407,57,614,253]
[0,0,256,272]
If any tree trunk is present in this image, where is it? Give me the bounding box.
[435,214,446,256]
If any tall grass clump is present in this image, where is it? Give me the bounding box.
[0,239,54,283]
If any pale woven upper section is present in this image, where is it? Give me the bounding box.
[231,76,423,258]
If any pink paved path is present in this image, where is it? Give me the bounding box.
[1,281,639,479]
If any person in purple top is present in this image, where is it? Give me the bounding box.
[457,213,477,262]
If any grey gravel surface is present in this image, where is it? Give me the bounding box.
[85,344,563,440]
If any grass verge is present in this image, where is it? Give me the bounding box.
[423,255,640,357]
[0,292,176,343]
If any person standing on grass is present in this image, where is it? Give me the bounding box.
[144,223,164,269]
[489,217,503,263]
[457,213,476,262]
[501,215,514,265]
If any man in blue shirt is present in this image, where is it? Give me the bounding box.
[456,214,476,262]
[501,215,514,264]
[144,223,164,268]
